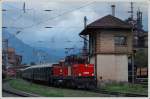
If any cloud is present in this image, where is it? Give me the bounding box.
[3,1,148,50]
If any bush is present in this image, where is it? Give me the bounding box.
[134,49,148,67]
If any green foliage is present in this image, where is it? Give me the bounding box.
[9,79,105,97]
[101,83,148,95]
[9,79,63,97]
[134,49,148,67]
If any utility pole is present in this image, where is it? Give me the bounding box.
[137,9,143,31]
[126,2,136,84]
[128,2,134,20]
[23,2,26,13]
[82,16,88,63]
[2,39,8,70]
[131,2,134,84]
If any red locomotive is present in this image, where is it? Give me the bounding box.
[72,64,94,77]
[52,64,68,77]
[22,55,96,89]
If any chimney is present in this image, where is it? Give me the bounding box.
[111,5,115,16]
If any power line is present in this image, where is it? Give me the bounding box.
[3,1,96,36]
[3,3,22,10]
[3,2,35,28]
[11,1,96,32]
[3,1,33,11]
[3,8,35,28]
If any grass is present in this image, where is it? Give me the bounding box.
[9,79,106,97]
[9,79,148,96]
[2,76,12,82]
[100,82,148,95]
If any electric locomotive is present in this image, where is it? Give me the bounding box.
[22,55,96,89]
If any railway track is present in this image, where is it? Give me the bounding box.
[2,90,28,97]
[90,88,148,97]
[11,79,148,97]
[2,79,40,97]
[55,83,147,97]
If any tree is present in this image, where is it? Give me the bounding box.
[134,48,148,67]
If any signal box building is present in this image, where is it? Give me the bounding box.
[80,15,133,86]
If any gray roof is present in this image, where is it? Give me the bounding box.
[80,15,132,35]
[88,15,132,28]
[23,63,56,70]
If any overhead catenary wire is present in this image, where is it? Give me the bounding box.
[4,1,96,32]
[3,3,22,10]
[3,2,35,29]
[28,1,95,28]
[3,0,96,45]
[2,6,35,29]
[3,3,91,58]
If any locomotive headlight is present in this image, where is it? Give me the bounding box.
[60,69,62,72]
[85,64,88,67]
[78,73,81,76]
[92,73,94,76]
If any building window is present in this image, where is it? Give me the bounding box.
[114,36,127,45]
[8,57,11,60]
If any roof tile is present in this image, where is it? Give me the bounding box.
[87,14,132,28]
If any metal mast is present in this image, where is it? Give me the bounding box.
[2,39,9,70]
[23,2,26,13]
[82,16,88,63]
[137,9,143,31]
[128,2,135,84]
[128,2,134,20]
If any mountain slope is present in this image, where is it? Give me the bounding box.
[2,29,52,64]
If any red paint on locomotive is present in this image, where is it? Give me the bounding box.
[72,64,94,77]
[52,65,68,77]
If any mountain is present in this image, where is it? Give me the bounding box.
[35,47,66,62]
[35,46,82,62]
[2,30,82,64]
[2,29,52,64]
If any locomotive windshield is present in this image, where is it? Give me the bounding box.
[65,55,87,66]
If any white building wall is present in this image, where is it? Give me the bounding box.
[90,56,95,64]
[90,56,96,74]
[115,55,128,82]
[96,54,128,83]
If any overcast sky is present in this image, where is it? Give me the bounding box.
[2,0,148,52]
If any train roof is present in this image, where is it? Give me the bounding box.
[23,63,56,70]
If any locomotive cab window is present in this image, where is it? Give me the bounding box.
[114,36,127,46]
